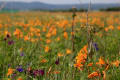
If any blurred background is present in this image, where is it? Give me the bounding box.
[0,0,120,12]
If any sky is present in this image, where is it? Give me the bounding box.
[1,0,120,4]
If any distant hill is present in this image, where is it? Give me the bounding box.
[0,1,120,11]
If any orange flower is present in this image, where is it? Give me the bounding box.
[96,57,105,65]
[56,37,60,42]
[117,26,120,30]
[112,60,120,67]
[53,70,60,74]
[14,29,23,38]
[66,49,72,54]
[42,27,46,32]
[88,72,100,79]
[51,28,57,36]
[24,35,29,41]
[41,59,48,63]
[108,25,114,30]
[46,39,51,44]
[57,52,64,57]
[87,63,93,67]
[7,68,14,76]
[17,77,23,80]
[46,33,51,38]
[105,28,109,32]
[74,45,88,70]
[45,46,50,53]
[63,32,68,39]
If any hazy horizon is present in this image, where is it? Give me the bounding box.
[1,0,120,4]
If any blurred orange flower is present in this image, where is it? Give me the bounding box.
[88,72,100,79]
[45,46,50,53]
[66,49,72,54]
[7,68,14,76]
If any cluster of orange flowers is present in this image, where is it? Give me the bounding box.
[74,45,120,79]
[105,25,114,32]
[74,45,88,70]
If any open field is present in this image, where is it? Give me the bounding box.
[0,11,120,80]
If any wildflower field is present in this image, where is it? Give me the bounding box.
[0,11,120,80]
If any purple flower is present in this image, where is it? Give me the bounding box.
[8,64,11,67]
[4,38,7,41]
[33,69,44,76]
[16,66,24,72]
[93,43,99,51]
[20,52,24,56]
[38,70,44,76]
[8,40,14,45]
[55,59,59,65]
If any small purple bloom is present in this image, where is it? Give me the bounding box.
[8,40,14,45]
[16,66,24,72]
[93,43,99,51]
[33,69,44,76]
[8,64,11,67]
[39,69,44,76]
[20,52,24,56]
